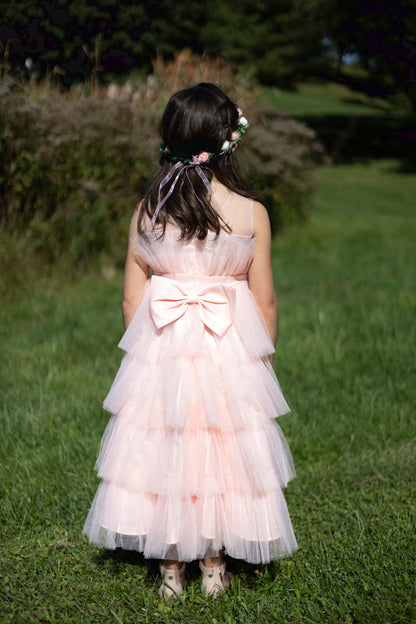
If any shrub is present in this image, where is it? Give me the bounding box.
[243,105,324,231]
[0,56,323,297]
[119,48,255,112]
[0,80,158,268]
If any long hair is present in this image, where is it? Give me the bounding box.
[138,83,256,240]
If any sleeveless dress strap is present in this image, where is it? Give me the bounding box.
[212,190,233,217]
[249,199,254,237]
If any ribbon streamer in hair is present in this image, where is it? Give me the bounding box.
[151,156,213,227]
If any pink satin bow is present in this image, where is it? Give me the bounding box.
[149,275,236,337]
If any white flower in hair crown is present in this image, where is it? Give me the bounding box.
[219,109,249,156]
[160,108,249,165]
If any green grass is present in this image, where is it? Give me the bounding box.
[262,80,398,116]
[1,160,415,623]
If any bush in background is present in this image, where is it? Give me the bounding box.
[0,52,323,298]
[245,104,324,231]
[0,81,158,266]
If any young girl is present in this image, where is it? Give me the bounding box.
[83,83,297,601]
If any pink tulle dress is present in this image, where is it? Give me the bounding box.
[83,193,298,564]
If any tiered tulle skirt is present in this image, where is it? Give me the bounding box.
[83,276,298,564]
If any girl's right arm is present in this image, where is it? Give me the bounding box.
[122,206,150,329]
[248,201,278,362]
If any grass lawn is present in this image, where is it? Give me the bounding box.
[0,160,415,623]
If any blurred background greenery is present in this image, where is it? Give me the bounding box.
[1,0,415,299]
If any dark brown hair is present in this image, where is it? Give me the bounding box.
[138,83,256,240]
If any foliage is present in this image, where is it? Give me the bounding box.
[0,0,206,78]
[129,48,251,111]
[2,0,316,89]
[301,0,416,110]
[0,79,158,269]
[2,0,416,110]
[0,161,415,622]
[151,49,241,106]
[202,0,316,88]
[0,57,322,280]
[243,105,324,231]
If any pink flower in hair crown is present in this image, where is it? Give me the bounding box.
[197,152,210,163]
[191,152,210,165]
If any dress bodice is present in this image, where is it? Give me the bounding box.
[134,191,256,279]
[134,229,256,279]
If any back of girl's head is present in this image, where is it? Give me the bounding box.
[160,83,239,164]
[139,83,255,240]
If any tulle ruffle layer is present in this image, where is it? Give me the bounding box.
[83,274,297,563]
[83,485,298,564]
[105,278,289,429]
[95,415,295,498]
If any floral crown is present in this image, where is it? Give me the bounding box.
[160,109,249,166]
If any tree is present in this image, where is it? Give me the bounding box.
[201,0,319,87]
[300,0,416,109]
[0,0,207,80]
[352,0,416,108]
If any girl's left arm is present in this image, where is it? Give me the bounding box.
[122,206,150,329]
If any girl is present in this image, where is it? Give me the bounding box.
[83,83,297,601]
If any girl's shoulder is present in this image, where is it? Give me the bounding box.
[251,200,272,242]
[252,199,270,224]
[216,185,269,239]
[214,188,253,238]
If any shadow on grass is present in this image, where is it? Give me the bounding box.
[94,547,273,586]
[95,548,158,577]
[291,75,416,171]
[341,96,393,113]
[335,71,407,104]
[300,112,416,172]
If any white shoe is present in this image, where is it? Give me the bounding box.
[158,562,185,602]
[199,560,232,598]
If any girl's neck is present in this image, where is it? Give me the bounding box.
[211,177,231,201]
[210,181,234,220]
